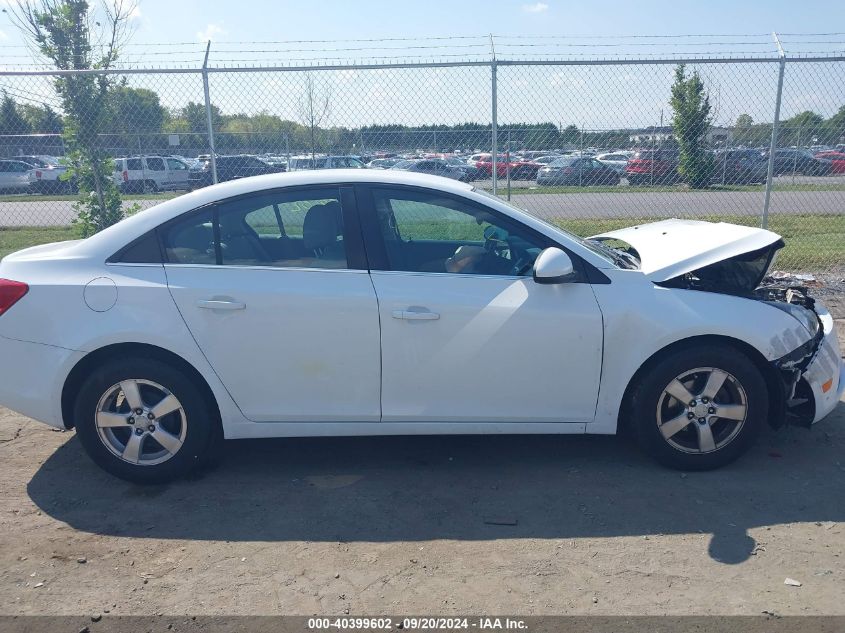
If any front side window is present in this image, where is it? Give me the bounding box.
[370,187,546,276]
[161,188,348,270]
[167,158,187,171]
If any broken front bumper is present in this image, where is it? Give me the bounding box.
[802,306,845,424]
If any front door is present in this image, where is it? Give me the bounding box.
[359,185,604,424]
[163,186,381,422]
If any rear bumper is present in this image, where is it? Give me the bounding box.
[0,335,83,429]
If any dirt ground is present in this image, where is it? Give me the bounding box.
[0,405,843,616]
[0,316,843,617]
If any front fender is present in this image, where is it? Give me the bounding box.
[589,270,814,433]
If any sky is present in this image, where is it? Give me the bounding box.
[0,0,843,131]
[1,0,841,49]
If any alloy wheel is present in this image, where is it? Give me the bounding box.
[655,367,748,454]
[95,379,187,466]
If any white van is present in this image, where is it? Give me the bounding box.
[113,156,191,193]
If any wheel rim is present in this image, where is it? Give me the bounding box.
[95,379,187,466]
[656,367,748,454]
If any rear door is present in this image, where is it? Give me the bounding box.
[163,185,381,422]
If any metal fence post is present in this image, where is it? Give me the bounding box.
[490,34,498,195]
[202,40,219,185]
[762,33,786,230]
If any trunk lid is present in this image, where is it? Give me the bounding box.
[591,219,784,291]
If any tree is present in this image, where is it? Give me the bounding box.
[0,92,32,134]
[176,101,222,134]
[825,105,845,145]
[670,64,713,189]
[19,103,63,133]
[7,0,137,236]
[782,110,825,147]
[298,73,330,161]
[107,85,166,133]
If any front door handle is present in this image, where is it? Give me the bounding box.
[197,299,246,311]
[392,309,440,321]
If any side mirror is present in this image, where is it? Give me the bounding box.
[533,247,576,284]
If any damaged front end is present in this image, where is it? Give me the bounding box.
[590,219,838,428]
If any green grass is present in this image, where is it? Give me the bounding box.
[0,226,79,260]
[2,214,841,271]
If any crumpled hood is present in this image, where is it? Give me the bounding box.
[591,219,783,282]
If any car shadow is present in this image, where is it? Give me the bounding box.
[27,403,845,565]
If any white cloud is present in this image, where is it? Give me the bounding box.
[522,2,549,12]
[196,23,226,42]
[0,30,7,42]
[129,5,141,20]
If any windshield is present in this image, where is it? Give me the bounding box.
[549,157,578,167]
[471,188,627,268]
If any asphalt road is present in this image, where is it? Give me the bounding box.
[1,177,843,227]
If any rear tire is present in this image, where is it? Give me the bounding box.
[629,343,767,470]
[73,357,219,484]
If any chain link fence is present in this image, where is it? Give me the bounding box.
[0,50,843,273]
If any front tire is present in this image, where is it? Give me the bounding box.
[629,343,767,470]
[73,357,218,484]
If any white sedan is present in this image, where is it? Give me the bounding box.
[0,170,841,483]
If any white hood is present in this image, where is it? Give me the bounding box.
[591,219,783,282]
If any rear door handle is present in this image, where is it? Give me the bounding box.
[197,299,246,311]
[392,309,440,321]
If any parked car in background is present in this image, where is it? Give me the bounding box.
[711,149,769,185]
[261,155,289,170]
[14,155,74,194]
[391,158,470,181]
[287,155,366,171]
[595,151,632,174]
[114,156,193,193]
[368,158,401,169]
[532,155,564,166]
[537,156,621,186]
[766,149,834,176]
[0,159,36,193]
[813,151,845,174]
[188,155,285,188]
[443,156,480,181]
[475,155,542,180]
[625,149,681,186]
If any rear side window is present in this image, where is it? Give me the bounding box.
[146,157,165,171]
[161,208,217,265]
[126,158,143,170]
[110,231,162,264]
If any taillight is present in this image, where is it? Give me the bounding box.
[35,170,42,179]
[122,170,128,182]
[0,279,28,317]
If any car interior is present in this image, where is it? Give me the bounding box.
[163,196,348,269]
